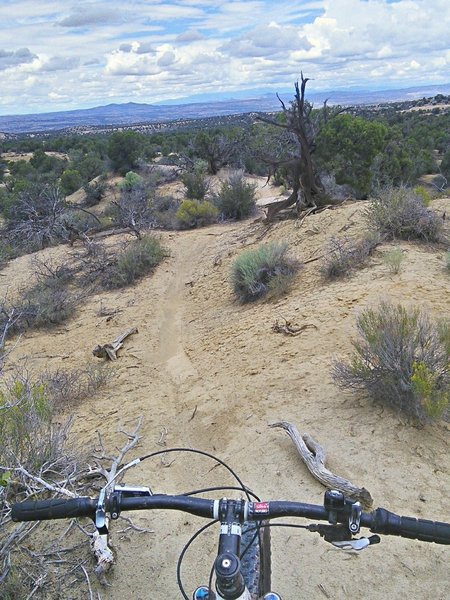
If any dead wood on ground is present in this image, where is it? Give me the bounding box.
[271,318,318,336]
[269,421,373,509]
[93,327,138,360]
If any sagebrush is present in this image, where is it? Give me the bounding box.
[180,162,210,200]
[382,247,404,274]
[321,234,380,279]
[215,171,257,220]
[333,301,449,422]
[365,185,443,242]
[176,199,219,228]
[231,242,298,303]
[106,235,167,288]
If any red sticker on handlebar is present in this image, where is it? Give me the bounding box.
[253,502,269,514]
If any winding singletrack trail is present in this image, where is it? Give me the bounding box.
[3,194,449,599]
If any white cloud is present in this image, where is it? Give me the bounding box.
[0,0,448,114]
[221,23,311,58]
[0,47,37,70]
[58,5,124,27]
[39,56,80,72]
[136,42,155,55]
[157,50,176,67]
[176,29,205,43]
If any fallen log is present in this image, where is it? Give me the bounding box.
[271,318,317,336]
[93,327,138,361]
[269,421,373,509]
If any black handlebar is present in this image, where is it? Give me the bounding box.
[11,497,97,522]
[11,494,450,546]
[370,508,450,545]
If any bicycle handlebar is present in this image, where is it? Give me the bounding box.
[370,508,450,545]
[11,494,450,545]
[11,496,97,521]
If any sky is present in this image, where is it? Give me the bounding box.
[0,0,449,116]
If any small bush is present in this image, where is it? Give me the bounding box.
[19,261,77,329]
[333,301,449,422]
[320,234,379,279]
[0,242,19,266]
[445,251,450,272]
[0,377,67,471]
[113,181,156,235]
[382,247,404,274]
[60,168,83,196]
[365,185,443,242]
[118,170,143,191]
[106,235,166,288]
[215,171,257,220]
[42,364,111,410]
[231,242,298,303]
[180,162,209,200]
[0,260,78,338]
[23,285,76,328]
[413,185,432,207]
[83,178,107,206]
[176,199,219,229]
[152,194,179,229]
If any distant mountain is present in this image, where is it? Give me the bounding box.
[1,83,449,135]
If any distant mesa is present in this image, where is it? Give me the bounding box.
[0,83,449,135]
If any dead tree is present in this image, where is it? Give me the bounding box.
[257,74,343,221]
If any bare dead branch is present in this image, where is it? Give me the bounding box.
[92,327,138,361]
[271,318,317,336]
[269,421,373,509]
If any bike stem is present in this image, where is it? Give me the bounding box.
[215,499,248,599]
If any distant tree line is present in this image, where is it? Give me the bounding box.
[1,89,449,255]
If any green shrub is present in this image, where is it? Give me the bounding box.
[180,162,209,200]
[118,170,143,191]
[445,251,450,272]
[60,168,83,195]
[176,199,218,229]
[83,178,107,206]
[413,185,432,207]
[365,185,443,242]
[0,242,19,266]
[24,285,76,328]
[382,247,404,274]
[333,301,449,422]
[231,241,298,303]
[0,373,82,598]
[19,262,76,329]
[437,319,450,357]
[106,235,166,288]
[321,234,380,279]
[152,194,179,229]
[0,379,55,470]
[215,172,257,220]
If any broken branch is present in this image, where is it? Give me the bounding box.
[93,327,138,361]
[269,421,373,509]
[271,318,317,337]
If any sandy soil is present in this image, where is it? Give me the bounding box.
[2,182,450,599]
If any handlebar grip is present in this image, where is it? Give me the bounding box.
[12,497,96,522]
[370,508,450,545]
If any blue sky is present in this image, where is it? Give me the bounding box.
[0,0,448,115]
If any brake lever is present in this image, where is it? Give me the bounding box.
[332,535,381,551]
[308,523,381,551]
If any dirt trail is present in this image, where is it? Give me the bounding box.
[156,233,202,383]
[4,190,450,599]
